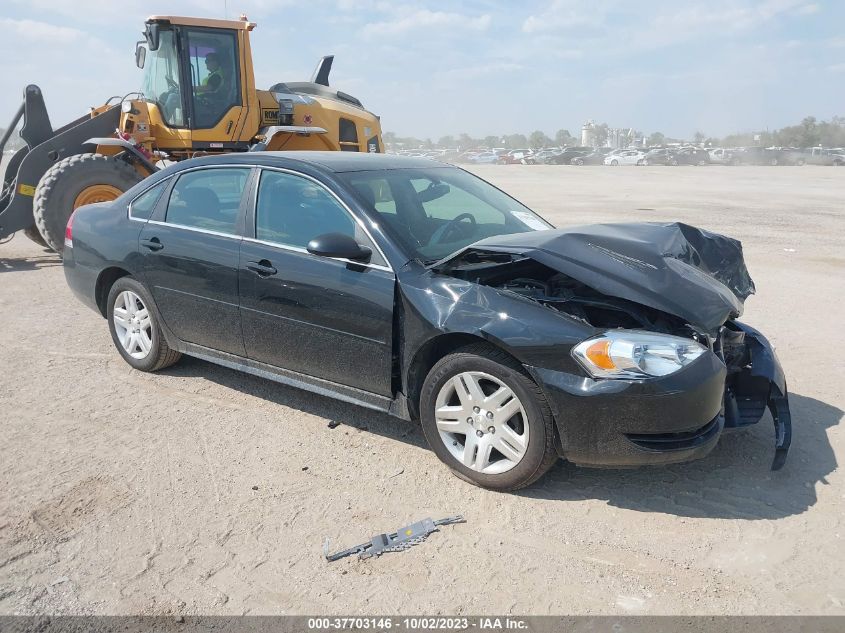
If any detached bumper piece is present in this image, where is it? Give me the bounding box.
[722,322,792,471]
[324,515,465,562]
[768,388,792,471]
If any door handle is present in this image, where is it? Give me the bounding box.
[246,259,277,277]
[141,237,164,251]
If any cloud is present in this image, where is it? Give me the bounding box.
[0,18,84,43]
[441,62,523,80]
[793,3,820,14]
[363,10,491,38]
[522,0,607,34]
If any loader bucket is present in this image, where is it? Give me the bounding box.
[0,85,120,241]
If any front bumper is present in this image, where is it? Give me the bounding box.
[527,322,792,470]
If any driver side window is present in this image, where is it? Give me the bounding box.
[185,28,241,129]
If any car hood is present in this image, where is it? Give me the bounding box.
[432,222,756,333]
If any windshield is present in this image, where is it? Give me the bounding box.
[140,29,184,127]
[340,167,554,263]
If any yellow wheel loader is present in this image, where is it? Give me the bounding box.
[0,15,383,253]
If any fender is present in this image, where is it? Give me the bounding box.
[84,137,159,176]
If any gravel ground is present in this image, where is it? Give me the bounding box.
[0,164,843,615]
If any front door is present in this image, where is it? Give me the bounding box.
[138,166,251,355]
[238,168,395,397]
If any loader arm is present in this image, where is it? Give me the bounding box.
[0,85,120,240]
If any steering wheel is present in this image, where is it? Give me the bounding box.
[429,213,476,245]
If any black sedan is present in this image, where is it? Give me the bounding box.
[570,149,611,165]
[63,152,792,490]
[546,147,592,164]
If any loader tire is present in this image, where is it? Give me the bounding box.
[23,225,49,248]
[34,153,143,254]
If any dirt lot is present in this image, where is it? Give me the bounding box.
[1,165,843,615]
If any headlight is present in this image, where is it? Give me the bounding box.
[572,330,707,379]
[121,100,133,113]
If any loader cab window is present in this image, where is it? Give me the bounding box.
[140,29,185,128]
[185,29,241,129]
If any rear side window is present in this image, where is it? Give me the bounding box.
[129,180,167,220]
[165,168,249,235]
[255,170,355,248]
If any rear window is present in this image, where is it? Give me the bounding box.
[129,180,167,220]
[165,168,249,234]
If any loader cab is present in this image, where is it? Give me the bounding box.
[138,16,258,152]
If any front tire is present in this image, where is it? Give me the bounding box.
[107,277,181,372]
[34,153,143,254]
[610,159,619,166]
[419,344,557,491]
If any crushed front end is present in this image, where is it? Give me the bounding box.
[431,222,793,470]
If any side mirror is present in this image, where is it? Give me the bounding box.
[135,42,147,69]
[307,233,372,261]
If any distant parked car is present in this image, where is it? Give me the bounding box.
[708,148,736,165]
[469,151,505,165]
[548,147,592,165]
[533,149,563,164]
[499,149,534,165]
[800,147,845,166]
[604,149,646,166]
[732,147,792,166]
[571,148,612,165]
[674,148,711,166]
[641,148,677,166]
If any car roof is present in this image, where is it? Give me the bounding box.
[170,151,444,174]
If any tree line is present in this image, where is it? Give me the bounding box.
[385,115,845,150]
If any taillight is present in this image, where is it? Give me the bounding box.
[65,209,78,249]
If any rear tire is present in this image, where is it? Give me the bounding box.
[419,343,558,491]
[106,276,181,372]
[34,153,143,255]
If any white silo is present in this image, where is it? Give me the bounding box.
[581,120,596,147]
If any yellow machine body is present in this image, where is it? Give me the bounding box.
[102,15,382,160]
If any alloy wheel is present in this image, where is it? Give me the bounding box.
[434,371,529,474]
[113,290,153,359]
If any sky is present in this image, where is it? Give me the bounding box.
[1,0,843,141]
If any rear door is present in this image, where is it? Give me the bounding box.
[238,168,395,396]
[138,166,252,355]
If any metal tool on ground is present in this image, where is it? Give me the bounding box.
[324,516,466,562]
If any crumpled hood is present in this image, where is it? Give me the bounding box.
[435,222,756,333]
